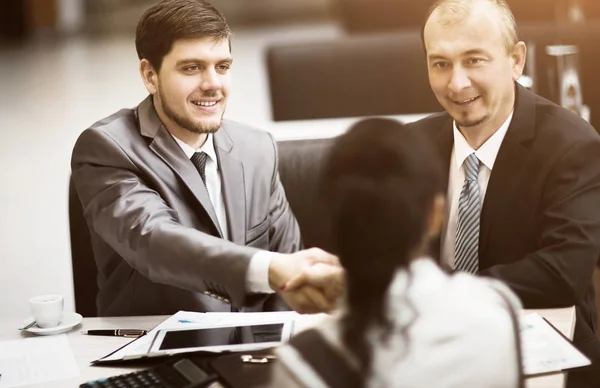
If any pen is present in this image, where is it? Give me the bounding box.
[82,329,147,338]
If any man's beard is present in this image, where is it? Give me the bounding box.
[455,113,487,128]
[158,89,223,134]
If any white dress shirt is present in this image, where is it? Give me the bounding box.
[441,112,514,269]
[172,134,275,294]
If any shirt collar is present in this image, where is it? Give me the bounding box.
[172,133,218,164]
[452,111,514,171]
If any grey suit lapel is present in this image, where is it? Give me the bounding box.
[137,96,223,237]
[214,123,246,245]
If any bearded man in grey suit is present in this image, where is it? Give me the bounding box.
[71,0,341,317]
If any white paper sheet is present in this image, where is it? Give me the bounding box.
[0,334,79,388]
[521,313,591,376]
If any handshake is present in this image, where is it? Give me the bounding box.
[269,248,346,314]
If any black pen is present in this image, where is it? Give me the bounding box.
[82,329,147,338]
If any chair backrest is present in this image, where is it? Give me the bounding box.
[266,30,441,121]
[277,138,337,253]
[69,176,98,317]
[335,0,434,33]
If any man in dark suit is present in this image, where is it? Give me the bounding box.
[71,0,342,317]
[413,0,600,381]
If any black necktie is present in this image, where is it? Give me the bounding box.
[190,151,208,186]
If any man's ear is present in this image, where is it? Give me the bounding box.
[511,41,527,81]
[140,59,158,95]
[427,194,446,239]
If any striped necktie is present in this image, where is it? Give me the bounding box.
[454,153,481,273]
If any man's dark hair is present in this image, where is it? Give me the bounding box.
[135,0,231,71]
[319,117,443,374]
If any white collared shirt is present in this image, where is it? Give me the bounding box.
[441,112,514,269]
[172,134,274,294]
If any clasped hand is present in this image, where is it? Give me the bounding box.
[269,248,346,314]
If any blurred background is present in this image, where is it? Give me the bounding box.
[1,0,599,320]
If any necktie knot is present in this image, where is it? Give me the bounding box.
[191,151,208,185]
[463,153,480,182]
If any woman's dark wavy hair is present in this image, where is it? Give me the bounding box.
[135,0,231,71]
[319,118,443,376]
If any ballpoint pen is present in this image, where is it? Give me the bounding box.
[82,329,147,338]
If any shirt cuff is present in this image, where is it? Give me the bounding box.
[247,251,278,294]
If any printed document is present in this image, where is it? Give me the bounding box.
[0,334,79,387]
[521,312,590,376]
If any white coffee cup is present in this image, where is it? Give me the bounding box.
[29,294,64,328]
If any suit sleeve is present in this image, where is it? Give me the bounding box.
[480,138,600,307]
[71,127,260,309]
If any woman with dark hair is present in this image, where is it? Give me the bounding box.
[271,118,523,387]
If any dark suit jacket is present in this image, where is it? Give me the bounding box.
[71,97,301,316]
[408,84,600,348]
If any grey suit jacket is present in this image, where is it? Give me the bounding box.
[71,96,302,316]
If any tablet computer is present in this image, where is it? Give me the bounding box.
[148,321,294,355]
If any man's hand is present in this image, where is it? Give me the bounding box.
[284,263,345,301]
[269,248,342,314]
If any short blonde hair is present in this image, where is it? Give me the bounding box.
[426,0,518,53]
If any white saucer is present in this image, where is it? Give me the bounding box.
[22,312,83,336]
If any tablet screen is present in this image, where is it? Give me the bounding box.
[158,323,285,351]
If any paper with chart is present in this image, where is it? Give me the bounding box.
[95,310,298,363]
[0,334,79,387]
[521,312,590,376]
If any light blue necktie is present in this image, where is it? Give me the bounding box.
[454,153,481,273]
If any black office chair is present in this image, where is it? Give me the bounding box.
[277,138,337,253]
[69,176,98,317]
[266,30,441,121]
[334,0,434,33]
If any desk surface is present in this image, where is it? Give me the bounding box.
[264,113,431,141]
[0,307,575,388]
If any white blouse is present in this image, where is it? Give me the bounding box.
[273,258,522,388]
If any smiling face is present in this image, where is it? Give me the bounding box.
[423,3,525,135]
[140,37,232,135]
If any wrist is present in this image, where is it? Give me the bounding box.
[268,254,287,291]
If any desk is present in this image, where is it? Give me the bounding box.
[0,307,575,388]
[262,113,431,141]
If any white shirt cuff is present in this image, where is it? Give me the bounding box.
[247,251,278,294]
